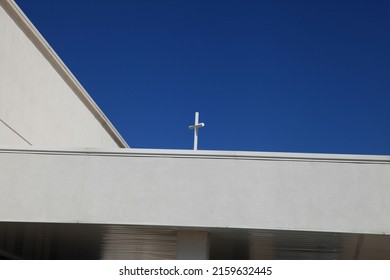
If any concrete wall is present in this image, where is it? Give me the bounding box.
[0,147,389,235]
[0,1,126,148]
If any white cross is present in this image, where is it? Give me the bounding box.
[188,112,205,151]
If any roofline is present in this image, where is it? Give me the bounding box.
[0,0,129,148]
[1,146,390,164]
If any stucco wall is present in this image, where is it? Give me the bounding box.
[0,3,122,148]
[1,147,389,235]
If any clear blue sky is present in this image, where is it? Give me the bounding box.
[16,0,390,154]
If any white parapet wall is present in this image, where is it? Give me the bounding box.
[0,1,127,148]
[0,147,389,235]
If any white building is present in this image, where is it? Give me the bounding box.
[1,0,390,260]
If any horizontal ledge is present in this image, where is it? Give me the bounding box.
[0,219,387,236]
[0,146,389,164]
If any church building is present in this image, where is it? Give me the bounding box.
[1,0,390,260]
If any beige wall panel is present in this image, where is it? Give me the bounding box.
[0,5,121,148]
[0,148,389,235]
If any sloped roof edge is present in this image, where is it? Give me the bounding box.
[1,0,129,148]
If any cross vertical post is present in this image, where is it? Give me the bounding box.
[194,112,199,150]
[188,112,205,151]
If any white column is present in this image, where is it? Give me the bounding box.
[177,230,210,260]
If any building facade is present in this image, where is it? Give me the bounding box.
[1,0,390,260]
